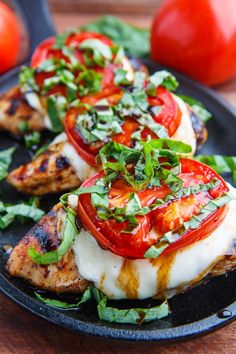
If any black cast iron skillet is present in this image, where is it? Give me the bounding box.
[0,0,235,342]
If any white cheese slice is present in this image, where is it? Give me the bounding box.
[72,184,236,300]
[172,94,196,154]
[24,92,52,129]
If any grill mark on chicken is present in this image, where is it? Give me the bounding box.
[38,158,49,173]
[55,155,70,170]
[7,204,89,293]
[7,142,81,195]
[190,110,208,149]
[0,86,45,135]
[7,201,236,296]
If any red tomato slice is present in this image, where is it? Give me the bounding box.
[77,159,228,258]
[31,32,128,94]
[31,32,114,68]
[148,87,181,136]
[65,88,123,166]
[66,87,181,166]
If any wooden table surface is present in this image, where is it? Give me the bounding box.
[1,11,236,354]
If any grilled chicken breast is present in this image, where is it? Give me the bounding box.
[7,199,236,297]
[0,87,46,135]
[7,97,207,196]
[7,203,89,293]
[7,138,83,195]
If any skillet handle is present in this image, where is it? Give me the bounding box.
[13,0,56,59]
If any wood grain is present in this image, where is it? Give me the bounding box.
[1,11,236,354]
[48,0,163,15]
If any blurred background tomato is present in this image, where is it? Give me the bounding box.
[1,0,236,86]
[151,0,236,86]
[0,1,20,73]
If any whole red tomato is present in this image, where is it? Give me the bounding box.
[151,0,236,86]
[0,2,20,73]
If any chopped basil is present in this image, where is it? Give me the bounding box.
[81,15,150,58]
[46,96,65,133]
[35,286,169,324]
[146,71,179,96]
[53,29,80,49]
[92,288,170,324]
[145,193,233,259]
[33,142,50,160]
[144,232,180,258]
[0,198,44,230]
[0,147,16,181]
[114,68,130,86]
[195,155,236,185]
[75,69,102,96]
[19,66,38,92]
[184,193,234,231]
[78,140,194,229]
[24,132,41,149]
[17,121,29,133]
[178,95,212,123]
[79,38,113,67]
[35,286,93,309]
[28,209,77,265]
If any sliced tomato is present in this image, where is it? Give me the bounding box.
[31,32,114,68]
[66,87,182,166]
[65,88,123,166]
[77,158,229,258]
[148,86,181,136]
[162,205,228,256]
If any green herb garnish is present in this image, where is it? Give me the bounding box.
[195,155,236,185]
[0,147,16,182]
[35,286,93,309]
[35,286,169,324]
[0,198,44,230]
[178,95,212,123]
[81,15,150,58]
[24,132,41,149]
[28,208,77,264]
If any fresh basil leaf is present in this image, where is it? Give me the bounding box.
[114,68,130,86]
[33,142,50,160]
[35,286,92,309]
[133,71,146,90]
[0,147,16,181]
[195,155,236,185]
[0,198,44,230]
[47,96,65,133]
[19,66,38,92]
[147,139,192,154]
[17,121,29,133]
[28,209,77,265]
[81,15,150,58]
[53,29,79,49]
[79,38,112,67]
[178,95,212,123]
[5,203,44,222]
[0,212,15,229]
[24,132,41,149]
[146,71,179,96]
[144,233,180,259]
[92,288,170,324]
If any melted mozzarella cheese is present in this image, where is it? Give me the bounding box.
[61,142,96,182]
[72,185,236,300]
[49,133,96,181]
[24,92,52,129]
[122,57,134,81]
[172,95,196,155]
[50,132,67,145]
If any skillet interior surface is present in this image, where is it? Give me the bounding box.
[0,60,235,342]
